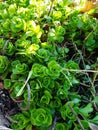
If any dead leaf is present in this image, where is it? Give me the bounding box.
[0,126,12,130]
[89,123,98,130]
[0,82,4,89]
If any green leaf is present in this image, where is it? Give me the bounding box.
[12,63,28,74]
[26,44,39,55]
[50,97,62,108]
[89,123,98,130]
[5,41,15,56]
[26,124,32,130]
[4,79,12,89]
[81,120,89,129]
[10,16,26,32]
[47,60,62,78]
[91,115,98,125]
[31,63,47,77]
[0,38,5,50]
[79,103,93,117]
[52,11,62,20]
[11,113,30,130]
[77,20,83,28]
[8,3,17,15]
[41,76,51,88]
[57,88,68,99]
[16,70,32,97]
[37,48,50,61]
[0,55,9,73]
[30,80,38,89]
[60,102,76,120]
[55,122,68,130]
[31,108,52,127]
[94,96,98,105]
[11,82,24,98]
[40,90,52,105]
[64,60,79,70]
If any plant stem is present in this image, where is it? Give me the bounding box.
[5,115,18,124]
[50,115,57,130]
[48,0,54,16]
[61,71,72,86]
[84,24,98,41]
[62,68,98,73]
[68,103,85,130]
[16,70,32,97]
[20,83,31,111]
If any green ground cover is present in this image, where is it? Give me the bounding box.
[0,0,98,129]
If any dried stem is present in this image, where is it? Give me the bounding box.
[68,103,85,130]
[62,67,97,97]
[62,68,98,73]
[84,24,98,41]
[91,68,98,88]
[48,0,54,16]
[20,83,31,111]
[5,115,18,124]
[72,42,92,86]
[80,82,90,87]
[50,115,57,130]
[2,40,9,55]
[0,35,5,38]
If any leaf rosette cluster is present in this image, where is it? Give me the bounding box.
[31,108,52,127]
[0,55,9,73]
[0,0,98,130]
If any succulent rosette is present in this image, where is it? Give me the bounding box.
[0,55,9,73]
[47,60,62,78]
[31,108,52,127]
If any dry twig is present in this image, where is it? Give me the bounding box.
[20,83,31,110]
[48,0,54,16]
[68,103,85,130]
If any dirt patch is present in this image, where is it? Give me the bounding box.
[0,80,21,129]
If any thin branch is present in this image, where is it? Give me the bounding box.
[26,83,31,109]
[92,102,98,111]
[16,70,32,97]
[92,69,98,89]
[61,71,72,86]
[12,98,24,103]
[84,24,98,41]
[62,68,98,73]
[48,0,54,16]
[68,103,85,130]
[0,35,5,38]
[5,115,18,124]
[20,83,31,111]
[1,40,9,55]
[62,67,98,97]
[80,82,90,87]
[50,115,57,130]
[72,42,92,86]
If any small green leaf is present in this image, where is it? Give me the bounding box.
[77,20,83,28]
[94,96,98,105]
[79,103,93,117]
[0,55,9,73]
[31,108,52,127]
[64,61,79,70]
[55,122,68,130]
[91,115,98,125]
[26,124,32,130]
[4,79,12,89]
